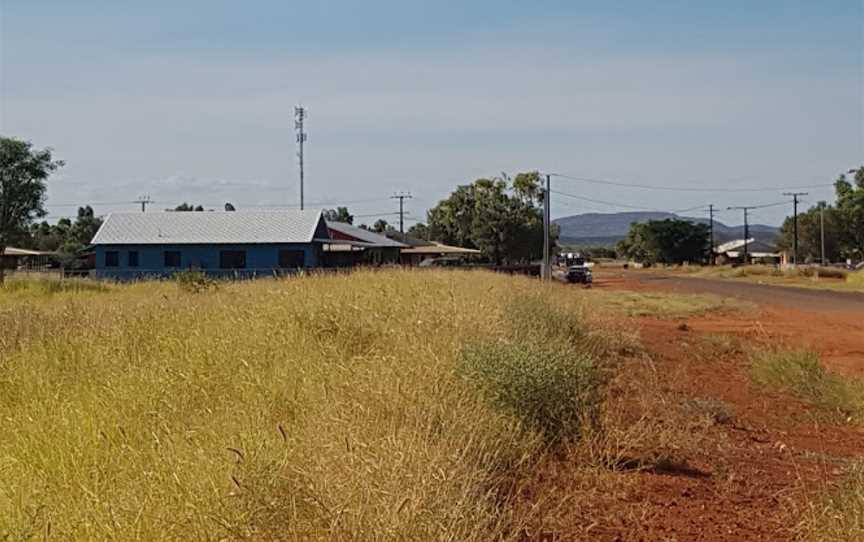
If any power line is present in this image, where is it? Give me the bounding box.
[551,173,834,193]
[727,205,758,263]
[133,195,152,213]
[390,192,412,234]
[708,204,715,265]
[783,191,808,265]
[552,190,709,215]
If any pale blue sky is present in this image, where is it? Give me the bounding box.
[1,0,861,225]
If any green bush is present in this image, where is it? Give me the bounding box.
[176,270,216,293]
[458,341,603,443]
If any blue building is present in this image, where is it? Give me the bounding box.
[90,210,331,279]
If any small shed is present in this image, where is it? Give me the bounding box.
[396,240,482,266]
[1,247,54,271]
[90,210,331,279]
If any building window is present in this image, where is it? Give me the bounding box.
[105,251,119,267]
[220,250,246,269]
[128,251,139,267]
[164,251,181,268]
[279,250,305,268]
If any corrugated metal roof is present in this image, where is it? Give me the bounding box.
[91,210,326,245]
[400,242,481,255]
[325,221,407,248]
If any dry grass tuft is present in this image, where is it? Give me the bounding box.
[749,348,864,423]
[798,462,864,541]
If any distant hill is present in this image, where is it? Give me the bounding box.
[554,212,779,247]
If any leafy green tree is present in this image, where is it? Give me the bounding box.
[323,206,353,224]
[407,222,430,240]
[776,203,842,263]
[834,167,864,260]
[171,203,206,212]
[617,219,709,265]
[25,206,103,258]
[0,137,63,281]
[372,219,392,233]
[425,172,553,264]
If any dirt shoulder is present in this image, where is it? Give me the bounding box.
[597,270,864,378]
[600,269,864,313]
[556,271,864,540]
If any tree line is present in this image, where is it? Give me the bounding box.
[326,172,555,264]
[775,168,864,263]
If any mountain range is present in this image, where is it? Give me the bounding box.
[553,212,779,247]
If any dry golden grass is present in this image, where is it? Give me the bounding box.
[1,269,770,540]
[798,462,864,541]
[1,270,651,540]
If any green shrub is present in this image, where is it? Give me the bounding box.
[750,349,864,421]
[176,270,216,293]
[458,341,603,443]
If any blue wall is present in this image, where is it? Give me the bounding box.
[93,243,321,280]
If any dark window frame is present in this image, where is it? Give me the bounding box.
[128,251,139,267]
[105,251,119,267]
[164,250,181,268]
[219,250,247,269]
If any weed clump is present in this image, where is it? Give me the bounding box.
[799,462,864,541]
[176,270,217,293]
[458,341,602,443]
[750,349,864,422]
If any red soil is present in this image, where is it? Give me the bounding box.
[529,271,864,541]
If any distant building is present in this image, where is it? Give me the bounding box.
[323,221,407,266]
[715,238,780,265]
[90,210,330,279]
[0,247,54,271]
[384,233,482,266]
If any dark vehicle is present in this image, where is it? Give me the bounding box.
[566,265,593,284]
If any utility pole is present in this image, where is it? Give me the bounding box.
[708,204,715,265]
[391,192,412,234]
[727,206,754,265]
[783,192,808,265]
[543,174,551,280]
[134,195,152,213]
[819,201,827,265]
[294,106,307,210]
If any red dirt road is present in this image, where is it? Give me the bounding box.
[598,270,864,378]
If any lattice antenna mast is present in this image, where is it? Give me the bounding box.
[295,106,308,210]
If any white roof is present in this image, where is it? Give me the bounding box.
[91,210,327,245]
[716,238,755,253]
[2,247,46,256]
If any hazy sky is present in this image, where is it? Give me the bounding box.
[1,0,862,226]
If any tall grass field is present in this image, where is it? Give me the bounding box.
[1,270,657,540]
